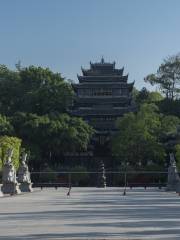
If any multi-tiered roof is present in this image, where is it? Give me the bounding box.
[71,58,135,133]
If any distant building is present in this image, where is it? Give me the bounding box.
[70,58,136,169]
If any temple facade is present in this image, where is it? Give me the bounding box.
[72,58,135,134]
[70,58,135,169]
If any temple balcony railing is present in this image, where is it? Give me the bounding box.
[76,95,130,98]
[91,122,116,130]
[75,96,131,104]
[95,129,118,135]
[71,106,135,116]
[78,75,128,83]
[72,82,134,88]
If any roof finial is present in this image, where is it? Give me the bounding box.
[101,56,104,64]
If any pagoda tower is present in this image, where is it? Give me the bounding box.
[70,58,136,169]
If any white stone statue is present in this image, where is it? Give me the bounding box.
[2,148,17,183]
[169,153,177,168]
[167,152,180,192]
[2,148,21,194]
[18,153,31,183]
[6,148,13,163]
[18,153,33,192]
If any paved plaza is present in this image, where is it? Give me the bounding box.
[0,187,180,239]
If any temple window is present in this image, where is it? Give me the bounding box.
[93,88,112,96]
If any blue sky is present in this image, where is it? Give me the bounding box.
[0,0,180,89]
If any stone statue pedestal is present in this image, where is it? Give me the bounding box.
[19,182,33,192]
[2,182,21,195]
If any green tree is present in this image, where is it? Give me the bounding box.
[112,103,175,168]
[11,112,94,169]
[147,92,163,103]
[18,66,74,114]
[134,87,163,106]
[0,64,96,171]
[0,65,21,115]
[0,136,22,169]
[0,65,74,115]
[70,166,90,186]
[135,87,163,106]
[158,98,180,117]
[0,114,14,135]
[160,115,180,136]
[175,144,180,170]
[0,64,94,170]
[145,54,180,100]
[135,87,149,104]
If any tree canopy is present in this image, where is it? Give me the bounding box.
[0,64,94,170]
[0,65,74,116]
[145,54,180,100]
[135,87,163,105]
[0,136,21,170]
[0,61,179,172]
[112,103,180,169]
